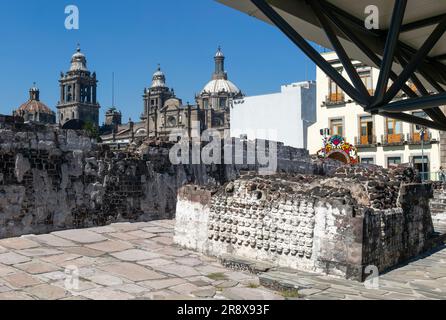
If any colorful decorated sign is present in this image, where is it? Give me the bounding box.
[317,135,359,164]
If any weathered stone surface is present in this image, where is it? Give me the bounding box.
[0,238,39,250]
[3,273,42,288]
[155,264,200,278]
[25,284,69,300]
[17,248,63,257]
[52,230,107,244]
[222,287,284,300]
[86,274,124,286]
[0,221,445,300]
[175,173,436,281]
[99,262,165,282]
[192,287,217,298]
[0,252,31,265]
[29,234,77,247]
[85,240,133,253]
[140,278,187,290]
[80,288,134,301]
[110,249,160,262]
[15,261,61,274]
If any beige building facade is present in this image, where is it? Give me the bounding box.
[308,52,442,180]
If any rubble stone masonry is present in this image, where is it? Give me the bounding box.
[0,125,330,239]
[175,167,437,281]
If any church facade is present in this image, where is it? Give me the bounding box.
[101,48,243,148]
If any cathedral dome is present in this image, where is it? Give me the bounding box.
[151,65,167,88]
[17,100,54,115]
[70,46,88,72]
[200,47,242,96]
[201,79,240,95]
[15,85,55,119]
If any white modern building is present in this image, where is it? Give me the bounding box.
[308,52,443,179]
[231,81,316,149]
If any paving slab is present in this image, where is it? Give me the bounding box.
[29,234,77,247]
[15,261,61,274]
[111,249,160,262]
[140,278,188,290]
[0,238,40,250]
[85,240,133,253]
[0,220,445,300]
[80,287,134,300]
[17,248,63,257]
[99,262,166,282]
[52,230,107,244]
[25,284,69,300]
[0,252,31,265]
[222,287,284,300]
[155,264,200,278]
[3,273,42,288]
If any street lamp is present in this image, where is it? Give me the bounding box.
[416,125,427,182]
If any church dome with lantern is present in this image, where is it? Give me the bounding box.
[14,84,56,124]
[200,47,242,96]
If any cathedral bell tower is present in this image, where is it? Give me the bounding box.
[142,65,175,137]
[57,45,100,128]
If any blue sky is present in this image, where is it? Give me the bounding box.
[0,0,316,123]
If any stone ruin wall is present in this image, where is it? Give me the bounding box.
[0,129,188,238]
[174,166,437,281]
[1,125,440,281]
[0,125,332,239]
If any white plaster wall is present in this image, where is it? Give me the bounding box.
[173,199,210,252]
[308,52,442,174]
[231,81,316,149]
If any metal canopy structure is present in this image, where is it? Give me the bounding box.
[217,0,446,131]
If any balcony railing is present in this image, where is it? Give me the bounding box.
[355,135,377,147]
[382,133,405,146]
[407,131,434,145]
[325,93,345,106]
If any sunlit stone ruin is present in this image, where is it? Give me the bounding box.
[1,120,445,283]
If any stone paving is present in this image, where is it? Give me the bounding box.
[0,220,445,300]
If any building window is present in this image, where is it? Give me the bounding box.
[361,157,375,165]
[330,118,343,137]
[359,116,374,145]
[203,99,209,109]
[385,118,403,143]
[387,156,402,167]
[328,79,344,103]
[219,98,227,108]
[359,69,374,95]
